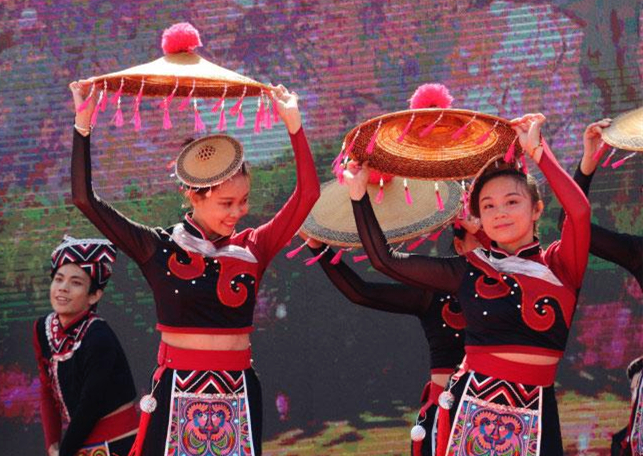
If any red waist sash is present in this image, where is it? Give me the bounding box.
[467,352,558,386]
[157,341,252,371]
[84,404,138,445]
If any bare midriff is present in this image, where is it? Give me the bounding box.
[161,332,251,351]
[492,352,559,365]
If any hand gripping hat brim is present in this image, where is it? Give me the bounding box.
[602,106,643,152]
[175,135,244,188]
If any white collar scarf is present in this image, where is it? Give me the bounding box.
[171,224,258,264]
[472,248,563,287]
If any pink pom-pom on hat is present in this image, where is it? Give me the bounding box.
[162,23,203,55]
[409,83,453,109]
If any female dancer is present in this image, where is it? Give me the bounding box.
[571,119,642,455]
[304,222,481,456]
[69,80,319,456]
[344,113,590,455]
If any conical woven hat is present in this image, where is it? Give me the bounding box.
[345,109,521,180]
[87,23,268,99]
[301,178,462,248]
[602,106,643,152]
[175,135,244,188]
[91,52,267,99]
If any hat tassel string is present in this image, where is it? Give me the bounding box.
[305,245,330,266]
[352,253,369,263]
[76,82,96,113]
[330,247,351,265]
[475,120,498,145]
[397,113,415,143]
[601,148,617,168]
[435,182,444,211]
[504,136,518,163]
[263,95,273,130]
[451,115,476,140]
[404,179,413,205]
[159,78,179,130]
[407,235,429,252]
[112,96,124,127]
[419,111,443,138]
[592,142,611,161]
[193,99,205,132]
[286,239,308,259]
[366,119,382,155]
[612,152,637,169]
[90,87,104,128]
[375,177,385,204]
[217,100,227,131]
[131,78,145,132]
[230,86,247,128]
[254,96,264,134]
[178,79,196,112]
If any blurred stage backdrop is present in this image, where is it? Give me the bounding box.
[0,1,642,454]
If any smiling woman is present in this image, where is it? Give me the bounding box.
[344,113,591,456]
[68,79,320,456]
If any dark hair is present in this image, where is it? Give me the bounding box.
[627,356,643,381]
[452,225,466,240]
[469,169,541,218]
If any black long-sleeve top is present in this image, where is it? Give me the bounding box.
[351,142,591,357]
[33,311,137,456]
[309,245,465,371]
[572,166,643,290]
[71,128,320,333]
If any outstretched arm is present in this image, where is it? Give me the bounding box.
[70,81,158,265]
[309,244,432,316]
[512,113,591,288]
[251,85,320,262]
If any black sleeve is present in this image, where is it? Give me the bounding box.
[309,245,432,316]
[71,129,158,265]
[563,165,643,279]
[59,323,121,456]
[351,194,466,293]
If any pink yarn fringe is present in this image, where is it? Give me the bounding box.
[406,236,428,252]
[504,137,517,163]
[217,105,227,131]
[397,114,415,143]
[475,127,493,145]
[305,247,329,266]
[272,96,279,122]
[611,152,637,169]
[254,98,264,134]
[211,97,225,114]
[345,130,359,155]
[375,184,384,204]
[230,96,244,116]
[352,254,369,263]
[110,79,124,105]
[263,99,273,129]
[286,241,307,259]
[76,83,95,113]
[330,249,346,265]
[193,101,205,132]
[428,228,444,241]
[236,109,245,128]
[592,142,610,161]
[451,121,470,140]
[163,102,172,130]
[601,148,616,168]
[99,86,108,113]
[435,185,444,211]
[90,102,100,128]
[404,180,413,205]
[366,123,381,155]
[112,106,124,127]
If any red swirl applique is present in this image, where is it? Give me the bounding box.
[442,302,466,330]
[216,257,256,308]
[168,251,206,280]
[475,275,511,300]
[514,275,576,330]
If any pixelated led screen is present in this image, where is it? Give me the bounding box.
[0,1,641,454]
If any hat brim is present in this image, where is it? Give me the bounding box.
[90,52,269,98]
[345,109,521,180]
[300,178,462,248]
[602,106,643,152]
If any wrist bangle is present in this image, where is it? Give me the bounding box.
[74,124,91,134]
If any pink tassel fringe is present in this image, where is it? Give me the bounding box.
[286,241,308,259]
[404,179,413,205]
[193,101,205,132]
[407,236,428,252]
[352,254,369,263]
[366,121,382,155]
[236,109,245,128]
[611,152,637,169]
[397,114,415,142]
[217,105,227,131]
[504,137,517,163]
[330,249,346,265]
[76,83,95,113]
[435,183,444,211]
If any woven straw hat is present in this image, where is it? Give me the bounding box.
[175,135,244,188]
[89,23,268,98]
[602,106,643,152]
[300,178,462,248]
[344,108,522,180]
